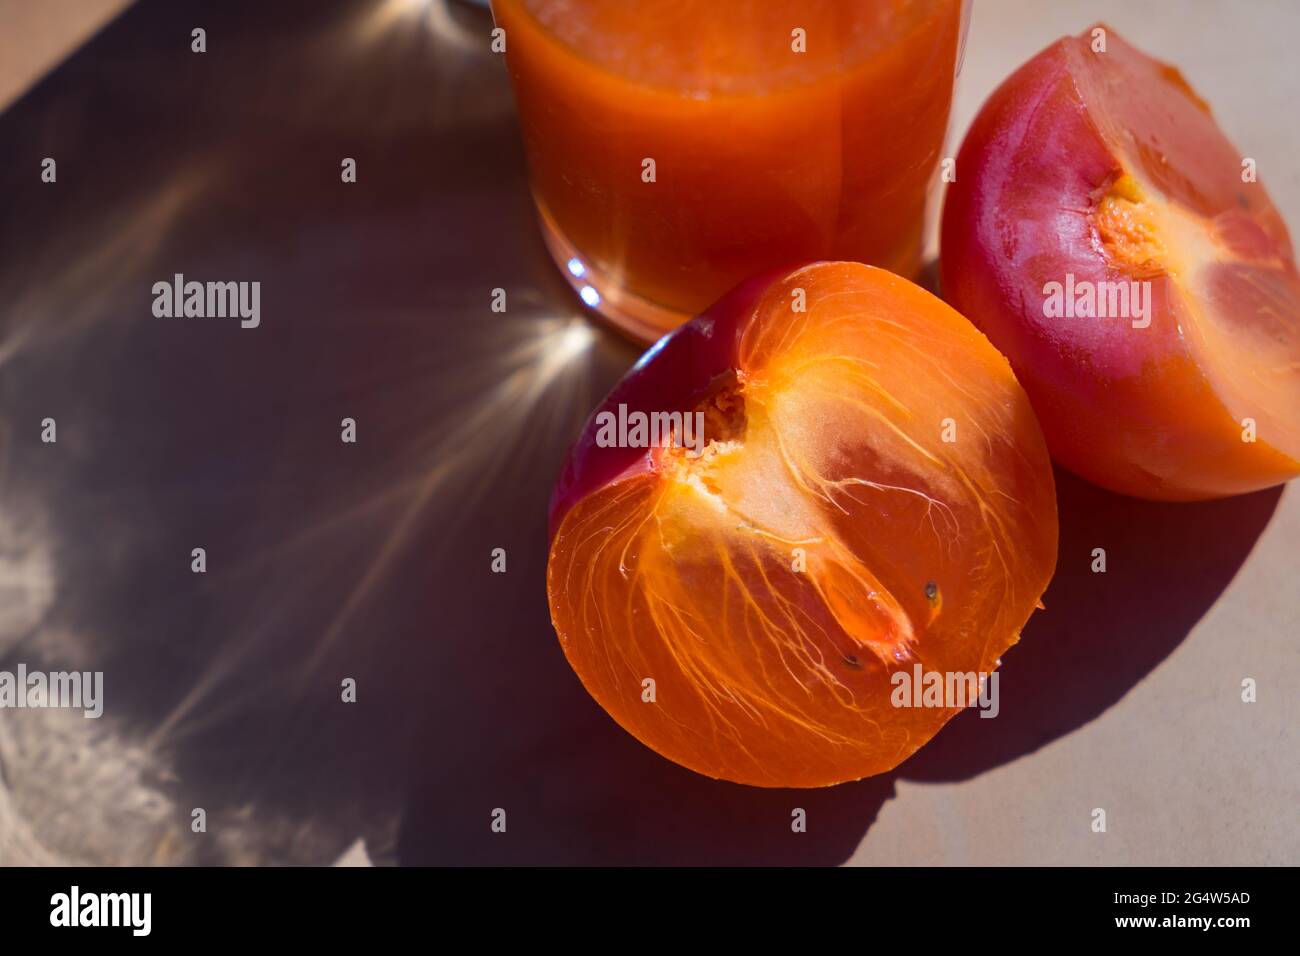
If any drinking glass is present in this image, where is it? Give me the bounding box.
[494,0,968,342]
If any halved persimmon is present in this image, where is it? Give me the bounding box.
[547,263,1058,788]
[942,24,1300,500]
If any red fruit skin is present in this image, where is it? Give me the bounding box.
[548,269,776,538]
[941,24,1300,501]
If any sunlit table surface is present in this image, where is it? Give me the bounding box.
[0,0,1296,865]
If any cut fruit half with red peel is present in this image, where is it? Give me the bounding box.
[547,262,1058,788]
[941,23,1300,501]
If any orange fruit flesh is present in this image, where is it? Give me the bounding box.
[1078,32,1300,490]
[1092,170,1300,481]
[547,263,1058,787]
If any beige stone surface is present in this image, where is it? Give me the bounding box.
[0,0,134,111]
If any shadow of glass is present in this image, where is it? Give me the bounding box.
[0,0,891,866]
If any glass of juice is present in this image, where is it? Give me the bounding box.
[493,0,968,342]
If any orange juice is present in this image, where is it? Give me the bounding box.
[494,0,966,341]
